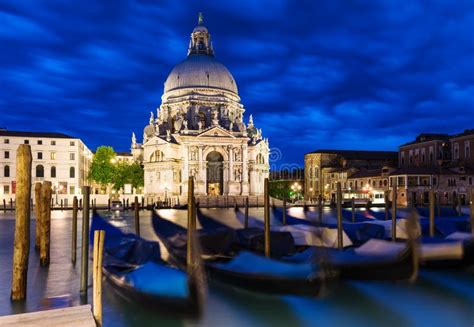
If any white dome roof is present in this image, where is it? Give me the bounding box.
[164,54,238,95]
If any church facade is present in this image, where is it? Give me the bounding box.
[132,14,270,200]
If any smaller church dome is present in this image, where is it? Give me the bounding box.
[143,124,155,139]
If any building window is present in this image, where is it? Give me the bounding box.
[69,186,75,194]
[70,153,75,160]
[150,150,164,162]
[453,143,459,160]
[469,177,473,185]
[51,166,56,178]
[37,152,43,160]
[465,141,470,159]
[433,177,437,186]
[4,139,9,144]
[24,140,29,144]
[70,141,75,146]
[37,140,42,145]
[51,140,56,146]
[401,152,405,165]
[4,165,10,177]
[51,152,56,160]
[448,178,456,187]
[4,151,9,159]
[3,185,9,194]
[36,165,44,178]
[256,153,265,165]
[384,179,388,186]
[70,167,75,178]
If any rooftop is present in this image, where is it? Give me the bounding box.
[400,133,450,147]
[389,166,459,176]
[306,149,398,161]
[0,129,75,139]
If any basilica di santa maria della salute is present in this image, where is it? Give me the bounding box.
[131,14,270,200]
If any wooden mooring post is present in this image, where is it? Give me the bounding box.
[282,197,287,225]
[72,196,78,265]
[187,177,196,269]
[429,190,435,237]
[336,182,343,249]
[80,186,91,295]
[11,144,32,301]
[92,230,105,327]
[39,181,52,266]
[470,189,474,234]
[134,196,140,236]
[34,183,42,250]
[351,197,355,222]
[244,197,249,228]
[317,195,322,222]
[391,183,398,241]
[457,194,462,217]
[436,192,441,218]
[264,178,271,257]
[384,191,389,220]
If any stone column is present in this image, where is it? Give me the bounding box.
[229,146,234,181]
[223,161,229,195]
[198,147,203,182]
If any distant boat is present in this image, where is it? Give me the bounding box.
[90,211,204,315]
[151,210,334,296]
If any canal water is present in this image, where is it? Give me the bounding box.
[0,208,473,326]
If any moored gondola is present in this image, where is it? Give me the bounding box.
[151,210,335,295]
[90,211,204,315]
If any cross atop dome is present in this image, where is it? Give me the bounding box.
[188,12,214,57]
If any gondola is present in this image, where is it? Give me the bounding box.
[90,211,203,315]
[272,206,386,246]
[151,210,334,295]
[277,207,474,268]
[198,208,418,281]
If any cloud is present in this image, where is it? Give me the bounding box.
[0,0,473,167]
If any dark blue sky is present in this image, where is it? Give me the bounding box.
[1,1,473,168]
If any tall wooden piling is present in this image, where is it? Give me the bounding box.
[429,190,435,237]
[244,197,249,228]
[107,199,110,211]
[72,196,78,265]
[469,189,474,234]
[34,183,42,250]
[134,196,140,236]
[336,182,343,249]
[457,194,462,216]
[39,181,52,266]
[436,192,441,218]
[391,183,397,241]
[92,230,105,327]
[11,144,32,301]
[186,177,196,269]
[264,178,271,257]
[351,197,355,222]
[318,195,323,222]
[80,186,90,295]
[282,198,287,225]
[384,191,389,220]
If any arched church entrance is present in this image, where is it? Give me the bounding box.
[206,151,224,196]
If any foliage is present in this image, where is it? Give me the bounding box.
[113,161,144,190]
[88,146,116,187]
[269,180,305,200]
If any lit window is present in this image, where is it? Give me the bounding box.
[3,185,9,194]
[51,152,56,160]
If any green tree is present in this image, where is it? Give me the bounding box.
[88,146,116,187]
[112,161,144,191]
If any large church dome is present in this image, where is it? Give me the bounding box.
[162,13,238,96]
[164,55,238,95]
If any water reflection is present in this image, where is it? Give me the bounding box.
[0,209,473,326]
